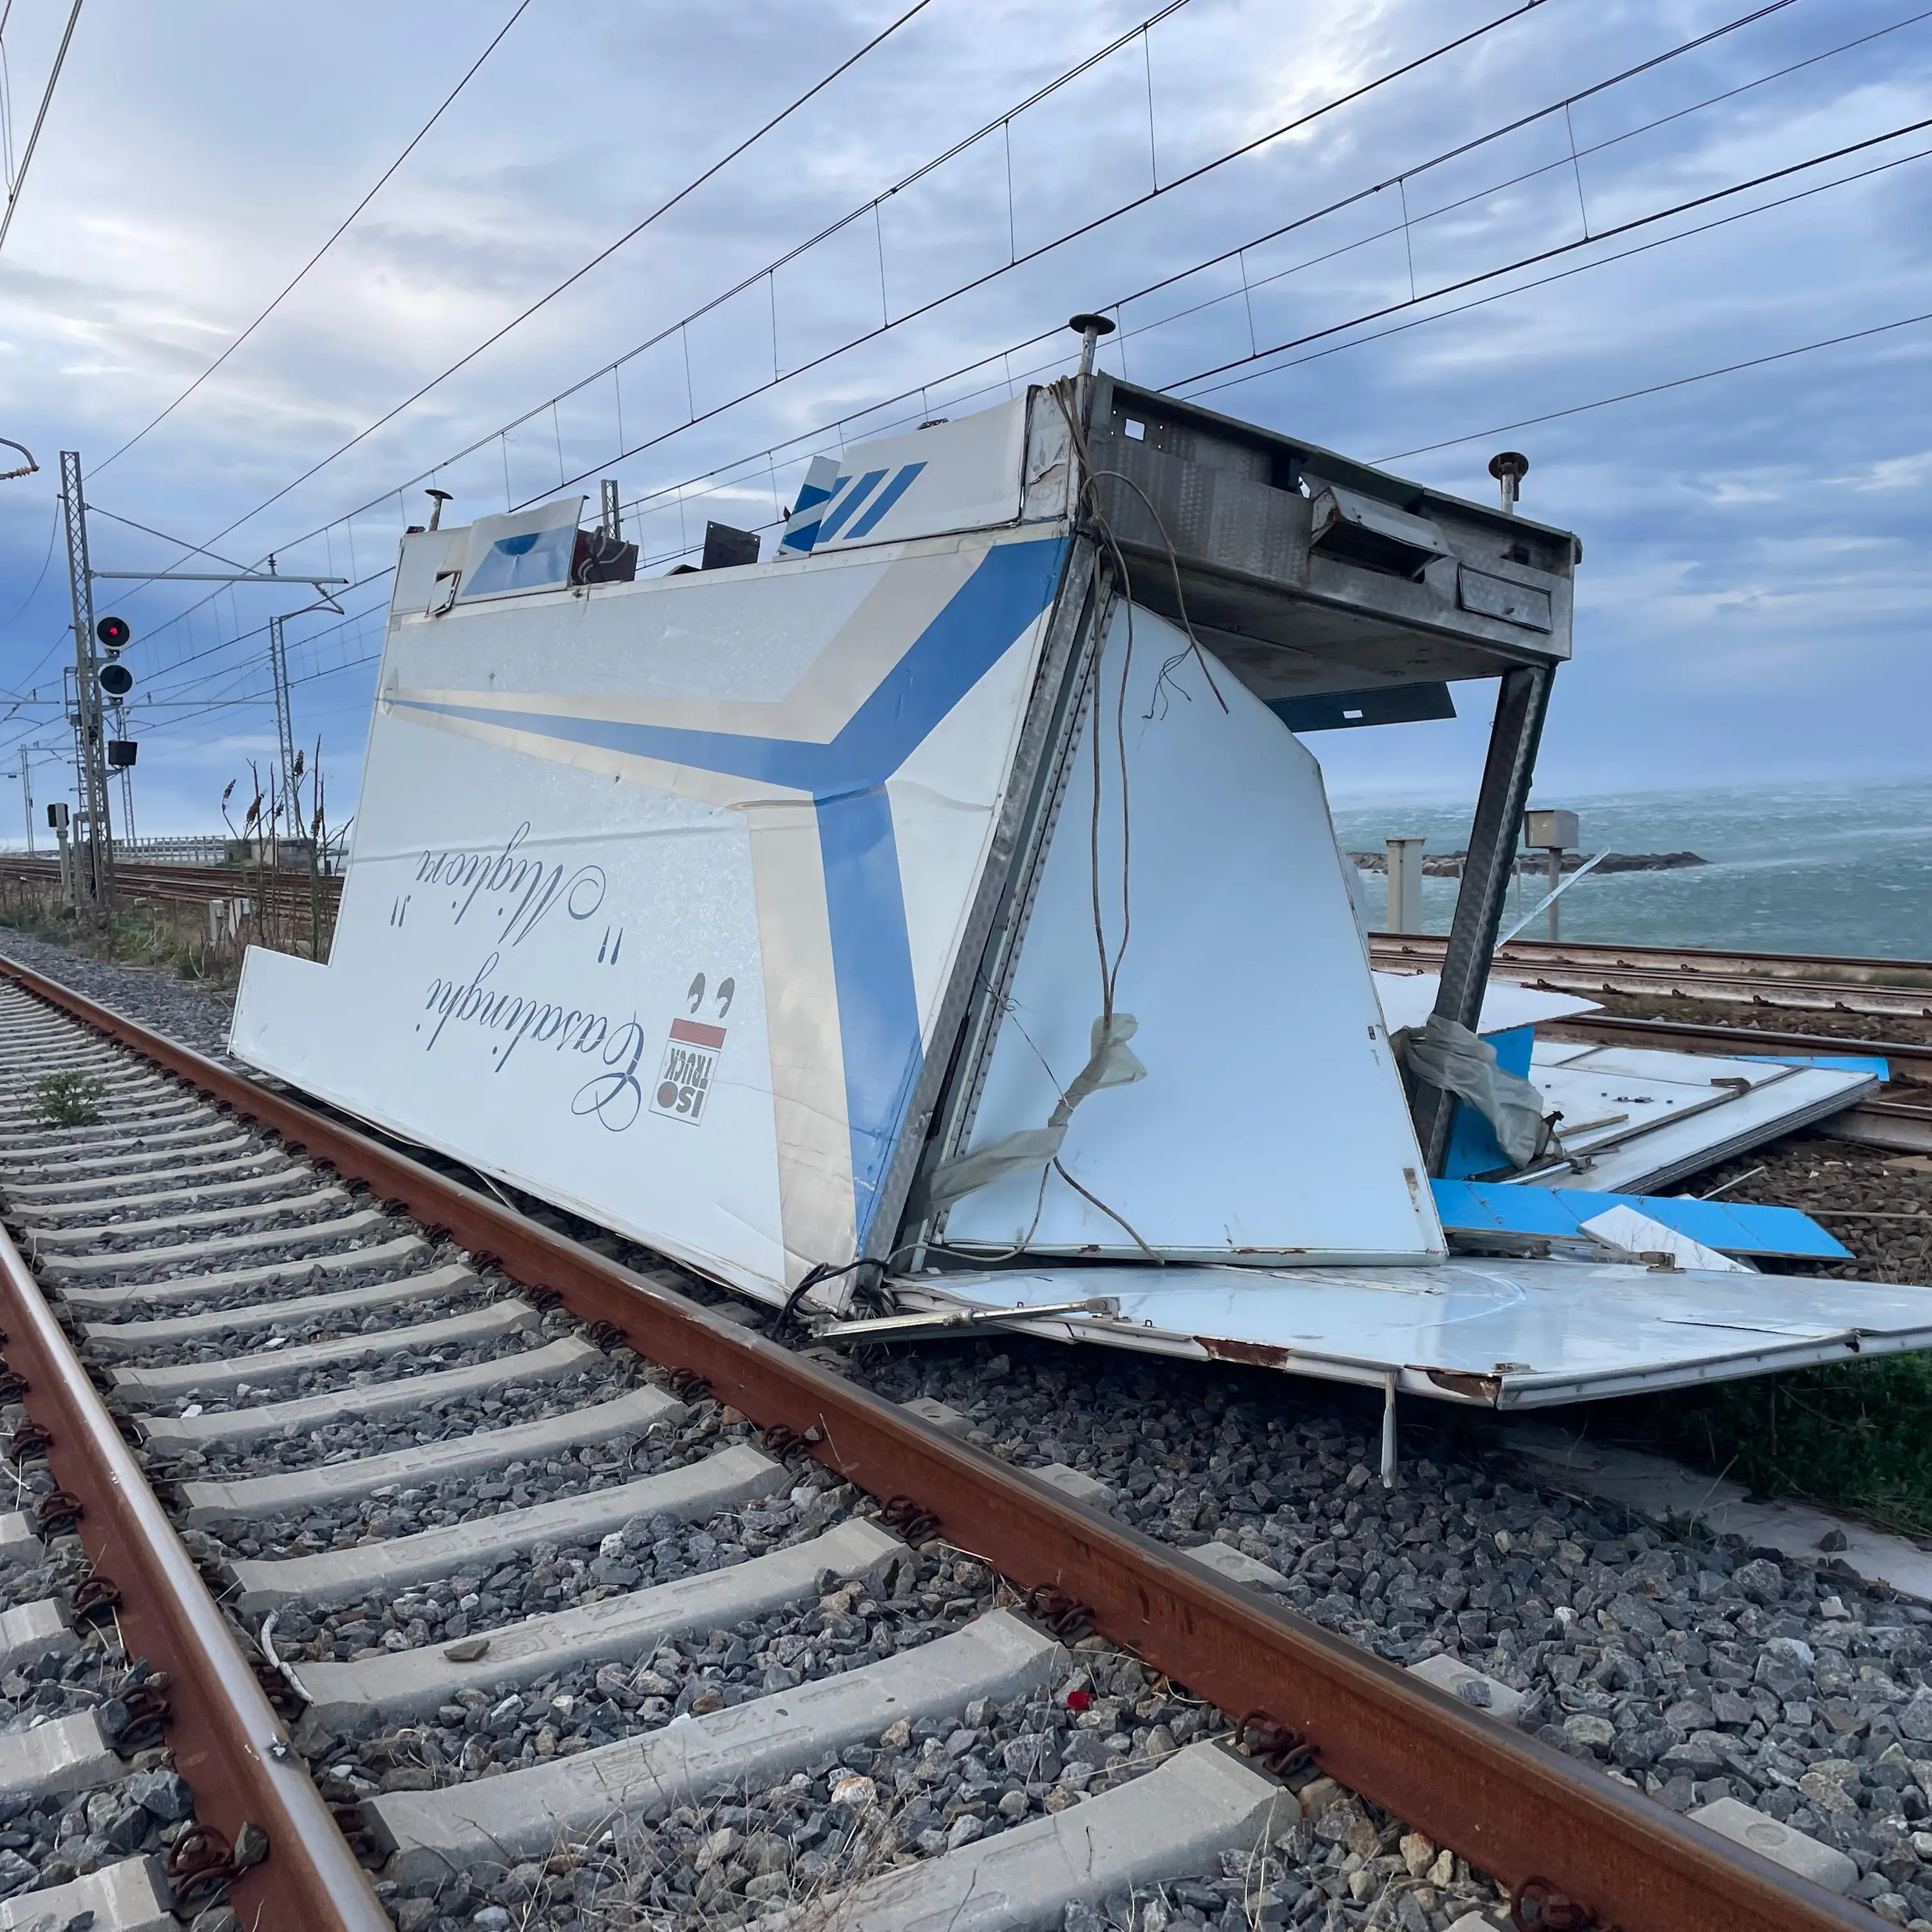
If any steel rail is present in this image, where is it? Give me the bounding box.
[0,855,342,904]
[0,1212,390,1928]
[1372,931,1932,985]
[1495,968,1928,1020]
[0,952,1875,1932]
[1376,953,1932,1019]
[1539,1010,1932,1086]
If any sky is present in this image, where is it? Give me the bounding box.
[0,0,1926,839]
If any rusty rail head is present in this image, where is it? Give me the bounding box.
[1538,1010,1932,1085]
[0,954,1878,1932]
[0,1218,390,1931]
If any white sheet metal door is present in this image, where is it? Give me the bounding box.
[934,601,1444,1266]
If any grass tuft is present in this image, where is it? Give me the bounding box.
[1602,1353,1932,1540]
[33,1070,104,1126]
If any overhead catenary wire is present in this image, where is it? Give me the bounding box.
[160,0,948,552]
[113,136,1924,734]
[1376,308,1932,464]
[135,0,1551,582]
[112,0,1794,685]
[95,0,535,474]
[106,283,1932,782]
[99,1,1911,726]
[0,0,80,257]
[113,104,1932,734]
[0,502,59,633]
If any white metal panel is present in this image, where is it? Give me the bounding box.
[938,604,1442,1265]
[457,497,585,601]
[231,523,1072,1302]
[1521,1042,1877,1195]
[898,1258,1932,1407]
[1370,972,1600,1037]
[781,399,1029,557]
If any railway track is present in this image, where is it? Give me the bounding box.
[0,954,1895,1931]
[1370,935,1932,1022]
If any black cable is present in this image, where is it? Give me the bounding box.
[1157,112,1932,395]
[95,0,533,475]
[1376,309,1932,464]
[0,501,59,632]
[0,0,80,257]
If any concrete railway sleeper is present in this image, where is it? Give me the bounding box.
[0,952,1899,1932]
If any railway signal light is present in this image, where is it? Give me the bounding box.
[97,661,133,697]
[95,615,129,652]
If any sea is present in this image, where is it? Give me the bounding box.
[1325,779,1932,961]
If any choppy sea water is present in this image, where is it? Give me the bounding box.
[1325,780,1932,961]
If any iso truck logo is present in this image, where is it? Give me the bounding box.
[650,1018,724,1124]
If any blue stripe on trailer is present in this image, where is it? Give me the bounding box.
[1431,1177,1850,1262]
[395,532,1069,1249]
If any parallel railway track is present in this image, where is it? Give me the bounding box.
[0,952,1889,1931]
[1370,934,1932,1022]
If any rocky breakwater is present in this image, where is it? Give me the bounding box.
[1352,850,1707,878]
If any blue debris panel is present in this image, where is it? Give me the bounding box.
[1431,1178,1850,1262]
[1743,1053,1891,1078]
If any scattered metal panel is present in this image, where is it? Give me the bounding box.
[1535,1011,1932,1090]
[1270,683,1455,731]
[1520,1043,1879,1195]
[1741,1052,1890,1079]
[889,1258,1932,1408]
[1430,1177,1850,1262]
[1371,972,1599,1038]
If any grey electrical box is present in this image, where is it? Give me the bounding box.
[1524,808,1578,851]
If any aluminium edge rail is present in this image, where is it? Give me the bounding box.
[0,953,1875,1932]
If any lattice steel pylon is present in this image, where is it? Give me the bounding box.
[58,451,113,914]
[269,613,299,835]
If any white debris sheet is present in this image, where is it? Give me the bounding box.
[1521,1041,1878,1195]
[1370,972,1601,1037]
[886,1257,1932,1407]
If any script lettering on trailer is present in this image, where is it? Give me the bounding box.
[401,824,737,1135]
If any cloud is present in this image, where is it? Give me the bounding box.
[0,0,1928,826]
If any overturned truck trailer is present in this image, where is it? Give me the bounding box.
[231,373,1932,1419]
